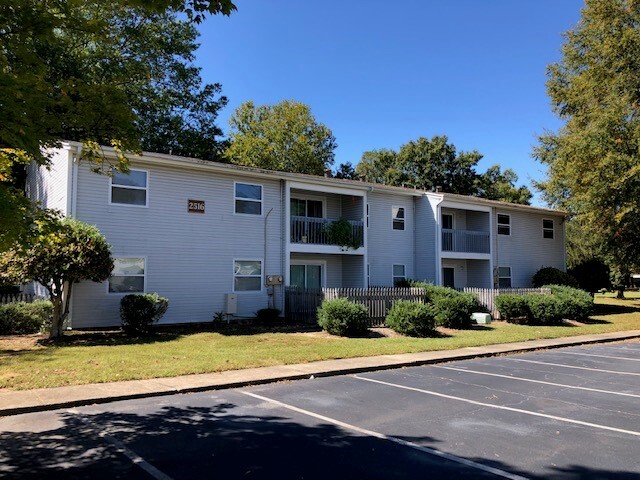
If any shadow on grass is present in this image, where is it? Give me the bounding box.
[593,302,640,316]
[211,322,322,337]
[0,400,637,479]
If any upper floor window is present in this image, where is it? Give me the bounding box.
[497,214,511,235]
[111,170,148,206]
[542,219,554,239]
[235,183,262,215]
[291,198,322,218]
[109,257,145,293]
[392,206,405,230]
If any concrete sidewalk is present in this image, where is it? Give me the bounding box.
[1,330,639,417]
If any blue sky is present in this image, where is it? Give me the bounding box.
[197,0,584,205]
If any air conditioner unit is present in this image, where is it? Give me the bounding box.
[225,293,237,315]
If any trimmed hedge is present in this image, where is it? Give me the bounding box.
[545,284,593,320]
[255,308,281,323]
[385,300,436,337]
[532,267,579,288]
[120,293,169,336]
[317,298,369,337]
[495,295,529,324]
[525,294,564,325]
[432,292,480,329]
[0,301,52,335]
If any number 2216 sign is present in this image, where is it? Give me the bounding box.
[188,200,205,214]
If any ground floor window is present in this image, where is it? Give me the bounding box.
[392,264,406,286]
[498,266,512,288]
[109,257,145,293]
[234,260,262,292]
[290,264,323,289]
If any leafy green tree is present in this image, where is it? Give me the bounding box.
[0,0,234,248]
[475,165,532,205]
[356,149,401,185]
[334,162,359,180]
[534,0,640,296]
[0,219,114,338]
[225,100,337,175]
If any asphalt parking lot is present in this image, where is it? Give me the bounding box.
[1,340,639,479]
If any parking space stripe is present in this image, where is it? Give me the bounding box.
[240,390,526,480]
[432,366,640,398]
[558,351,640,362]
[353,376,640,437]
[507,358,640,375]
[69,409,174,480]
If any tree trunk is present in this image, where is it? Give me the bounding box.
[616,286,625,299]
[49,297,63,338]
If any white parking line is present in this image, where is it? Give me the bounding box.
[240,390,526,480]
[352,376,640,437]
[69,409,173,480]
[558,351,640,362]
[432,365,640,398]
[506,358,640,376]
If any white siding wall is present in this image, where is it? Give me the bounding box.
[494,209,565,287]
[414,195,438,283]
[25,148,71,214]
[71,161,285,327]
[367,192,415,286]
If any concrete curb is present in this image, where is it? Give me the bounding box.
[1,330,639,417]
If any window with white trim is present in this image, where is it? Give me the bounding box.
[542,219,554,239]
[497,266,512,288]
[497,213,511,235]
[109,258,145,293]
[393,264,406,285]
[234,260,262,291]
[235,183,262,215]
[392,206,405,230]
[111,170,147,206]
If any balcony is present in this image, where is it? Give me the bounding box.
[291,216,364,248]
[442,228,490,254]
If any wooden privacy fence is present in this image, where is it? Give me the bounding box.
[463,287,551,319]
[285,287,426,327]
[0,293,45,305]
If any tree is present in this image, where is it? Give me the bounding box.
[534,0,640,296]
[334,162,359,180]
[357,136,532,204]
[0,0,235,248]
[225,100,337,175]
[0,219,114,338]
[568,259,611,294]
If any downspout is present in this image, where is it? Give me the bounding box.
[264,206,274,308]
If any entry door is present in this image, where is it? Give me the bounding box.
[290,264,323,288]
[442,267,455,289]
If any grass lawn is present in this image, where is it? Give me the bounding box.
[1,293,639,391]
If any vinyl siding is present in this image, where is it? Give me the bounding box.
[342,255,364,287]
[25,148,71,214]
[466,259,492,288]
[290,253,342,287]
[71,161,284,327]
[494,209,565,287]
[367,192,415,286]
[414,195,437,283]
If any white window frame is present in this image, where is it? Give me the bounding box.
[109,169,149,208]
[497,266,512,289]
[290,260,327,288]
[234,182,263,216]
[392,206,405,231]
[497,213,511,236]
[542,218,554,239]
[233,258,263,293]
[392,264,406,285]
[290,196,325,219]
[107,256,147,294]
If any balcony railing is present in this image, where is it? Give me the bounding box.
[291,216,364,248]
[442,228,490,254]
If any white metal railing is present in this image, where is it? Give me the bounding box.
[290,216,364,247]
[442,229,490,254]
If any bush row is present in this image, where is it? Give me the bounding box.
[495,285,593,325]
[0,301,52,335]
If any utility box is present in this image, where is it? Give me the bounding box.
[471,312,492,325]
[225,293,237,315]
[265,275,283,286]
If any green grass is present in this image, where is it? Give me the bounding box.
[1,293,639,391]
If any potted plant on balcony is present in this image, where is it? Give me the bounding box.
[326,218,362,250]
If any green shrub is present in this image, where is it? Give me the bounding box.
[432,292,480,329]
[120,293,169,336]
[317,298,369,336]
[532,267,578,288]
[385,300,436,337]
[0,300,52,335]
[495,294,529,324]
[545,284,593,320]
[255,308,281,323]
[525,294,564,325]
[411,281,459,302]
